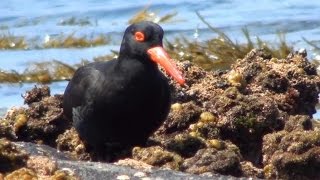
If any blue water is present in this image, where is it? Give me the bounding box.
[0,0,320,117]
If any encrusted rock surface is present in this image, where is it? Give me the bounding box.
[0,139,78,179]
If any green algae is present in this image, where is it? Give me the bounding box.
[234,113,257,130]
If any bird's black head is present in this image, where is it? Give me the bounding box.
[119,21,164,59]
[119,21,185,85]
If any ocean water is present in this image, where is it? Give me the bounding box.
[0,0,320,117]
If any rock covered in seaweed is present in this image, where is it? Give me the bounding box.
[1,49,320,179]
[181,142,242,176]
[0,138,78,179]
[132,146,183,170]
[262,115,320,179]
[0,86,69,146]
[56,128,90,161]
[0,138,28,173]
[158,49,320,178]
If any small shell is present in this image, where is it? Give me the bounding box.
[227,70,244,87]
[200,112,215,122]
[207,139,223,150]
[116,174,130,180]
[188,124,197,131]
[196,122,204,128]
[189,131,200,137]
[171,103,182,111]
[14,113,28,132]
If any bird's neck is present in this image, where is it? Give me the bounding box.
[118,52,158,70]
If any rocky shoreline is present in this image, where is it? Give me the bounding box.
[1,49,320,179]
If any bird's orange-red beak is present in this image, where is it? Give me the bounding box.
[147,46,185,85]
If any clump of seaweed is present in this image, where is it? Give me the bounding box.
[0,31,110,50]
[58,16,94,26]
[0,33,27,49]
[0,53,118,84]
[0,138,78,179]
[92,52,118,62]
[0,60,76,84]
[165,12,292,71]
[0,25,9,30]
[43,33,109,48]
[23,60,76,83]
[0,70,21,83]
[14,18,42,28]
[129,6,178,24]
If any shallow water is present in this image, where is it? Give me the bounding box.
[0,0,320,117]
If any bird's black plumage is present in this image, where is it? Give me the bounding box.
[63,21,184,149]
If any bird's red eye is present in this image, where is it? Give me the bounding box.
[134,31,145,42]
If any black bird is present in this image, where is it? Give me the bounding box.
[63,21,185,150]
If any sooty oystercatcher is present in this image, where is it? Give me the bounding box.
[63,21,185,150]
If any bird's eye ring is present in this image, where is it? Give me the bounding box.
[134,31,145,42]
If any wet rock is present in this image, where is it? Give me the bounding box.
[114,158,153,170]
[169,61,228,104]
[132,146,183,170]
[262,129,320,179]
[240,161,264,179]
[181,143,242,176]
[164,134,206,158]
[16,141,236,180]
[156,102,202,135]
[57,158,229,180]
[0,139,78,179]
[1,86,69,146]
[271,147,320,179]
[0,138,28,173]
[23,85,50,105]
[284,115,312,132]
[242,63,262,83]
[26,156,57,177]
[56,128,90,161]
[261,71,288,93]
[207,87,284,164]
